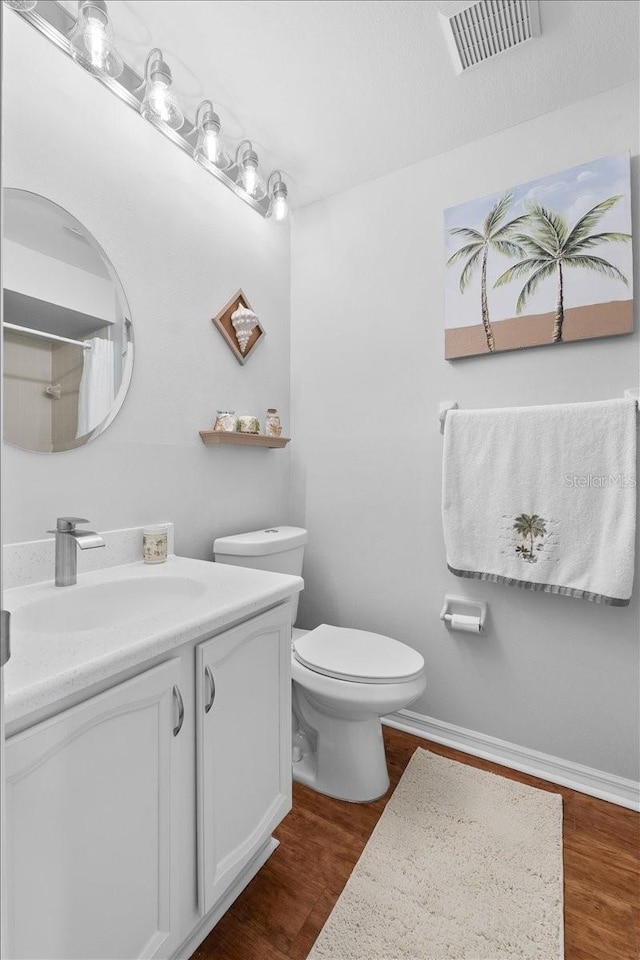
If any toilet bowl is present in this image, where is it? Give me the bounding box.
[291,625,426,802]
[213,526,427,803]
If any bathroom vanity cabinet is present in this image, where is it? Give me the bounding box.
[5,659,183,960]
[4,602,293,960]
[196,610,291,915]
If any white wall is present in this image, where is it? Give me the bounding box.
[291,83,640,781]
[2,15,291,559]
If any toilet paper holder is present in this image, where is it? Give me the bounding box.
[439,595,487,633]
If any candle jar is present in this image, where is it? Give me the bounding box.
[237,416,261,434]
[213,411,237,432]
[143,525,168,564]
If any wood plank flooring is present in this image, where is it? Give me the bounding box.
[191,726,640,960]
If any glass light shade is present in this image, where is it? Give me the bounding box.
[69,1,124,79]
[268,185,289,223]
[141,78,184,130]
[238,157,266,200]
[4,0,38,9]
[194,124,230,170]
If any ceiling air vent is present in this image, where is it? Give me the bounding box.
[438,0,540,73]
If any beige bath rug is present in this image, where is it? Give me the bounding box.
[308,748,563,960]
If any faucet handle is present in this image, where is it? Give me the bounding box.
[53,517,90,532]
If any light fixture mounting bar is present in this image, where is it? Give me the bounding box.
[8,0,271,217]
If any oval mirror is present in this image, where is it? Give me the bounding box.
[2,190,134,453]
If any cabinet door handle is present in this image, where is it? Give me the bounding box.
[172,684,184,736]
[204,666,216,714]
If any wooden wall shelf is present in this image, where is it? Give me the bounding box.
[199,431,290,449]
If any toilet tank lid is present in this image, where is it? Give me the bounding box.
[214,526,308,557]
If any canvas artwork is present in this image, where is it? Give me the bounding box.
[444,154,633,359]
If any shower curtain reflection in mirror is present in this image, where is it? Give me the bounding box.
[76,337,116,438]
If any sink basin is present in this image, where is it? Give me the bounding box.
[13,576,209,634]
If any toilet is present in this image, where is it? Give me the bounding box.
[213,526,426,802]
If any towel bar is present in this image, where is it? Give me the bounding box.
[438,401,458,433]
[439,390,638,433]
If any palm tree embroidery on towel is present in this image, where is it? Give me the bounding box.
[446,193,528,352]
[513,514,548,564]
[494,198,631,344]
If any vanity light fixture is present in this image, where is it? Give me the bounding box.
[140,47,184,131]
[235,140,266,201]
[68,0,123,79]
[4,0,37,10]
[5,3,290,218]
[266,171,289,223]
[193,100,230,170]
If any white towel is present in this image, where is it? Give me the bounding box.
[442,398,637,605]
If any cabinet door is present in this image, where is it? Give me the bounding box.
[5,659,183,960]
[196,605,292,914]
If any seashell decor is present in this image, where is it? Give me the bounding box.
[231,302,259,354]
[212,289,265,365]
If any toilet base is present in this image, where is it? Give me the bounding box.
[292,705,390,803]
[293,757,389,804]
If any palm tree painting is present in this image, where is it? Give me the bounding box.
[444,154,633,359]
[494,198,630,344]
[446,193,528,352]
[513,514,548,564]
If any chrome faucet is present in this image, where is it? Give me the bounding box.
[47,517,105,587]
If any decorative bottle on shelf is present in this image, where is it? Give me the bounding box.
[265,408,282,437]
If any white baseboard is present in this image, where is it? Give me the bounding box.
[383,709,640,812]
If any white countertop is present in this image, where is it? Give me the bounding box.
[4,555,303,728]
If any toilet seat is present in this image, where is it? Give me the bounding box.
[293,624,424,684]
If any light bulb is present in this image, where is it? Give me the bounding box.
[193,102,230,170]
[238,153,265,200]
[234,142,267,200]
[241,163,258,194]
[144,80,179,125]
[143,80,183,129]
[140,49,184,131]
[4,1,38,10]
[202,128,220,162]
[267,178,289,223]
[68,0,123,79]
[266,173,290,224]
[270,194,289,222]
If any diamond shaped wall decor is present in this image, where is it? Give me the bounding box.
[211,289,265,364]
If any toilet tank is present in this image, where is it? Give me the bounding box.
[213,526,308,624]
